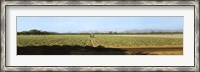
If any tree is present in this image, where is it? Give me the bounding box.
[17,29,58,35]
[29,29,41,34]
[109,31,113,34]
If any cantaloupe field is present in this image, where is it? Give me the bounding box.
[17,34,183,55]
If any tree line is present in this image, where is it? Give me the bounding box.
[17,29,183,35]
[17,29,58,35]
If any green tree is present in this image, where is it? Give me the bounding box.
[109,31,113,34]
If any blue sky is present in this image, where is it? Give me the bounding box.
[17,16,183,33]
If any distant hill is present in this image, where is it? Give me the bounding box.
[79,29,183,33]
[121,29,183,33]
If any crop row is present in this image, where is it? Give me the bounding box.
[17,35,92,47]
[95,35,183,47]
[17,35,183,48]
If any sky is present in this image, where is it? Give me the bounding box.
[17,16,183,33]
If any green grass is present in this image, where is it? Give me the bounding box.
[17,34,183,48]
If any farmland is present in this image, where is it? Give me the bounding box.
[17,35,92,47]
[17,34,183,55]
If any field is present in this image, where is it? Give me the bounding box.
[17,35,92,47]
[17,34,183,55]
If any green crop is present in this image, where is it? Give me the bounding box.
[17,34,183,48]
[17,35,92,47]
[94,35,182,47]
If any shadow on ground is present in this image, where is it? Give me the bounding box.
[17,45,152,55]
